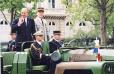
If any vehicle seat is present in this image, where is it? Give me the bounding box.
[2,52,16,73]
[24,48,47,71]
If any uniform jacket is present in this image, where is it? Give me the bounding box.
[34,17,47,31]
[30,41,51,66]
[30,41,43,60]
[49,39,62,53]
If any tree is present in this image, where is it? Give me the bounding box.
[0,0,25,24]
[62,0,114,45]
[62,0,98,23]
[90,0,114,45]
[0,0,42,24]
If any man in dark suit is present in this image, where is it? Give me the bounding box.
[49,31,63,53]
[11,8,36,51]
[30,31,51,69]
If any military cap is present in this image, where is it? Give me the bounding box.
[10,32,16,35]
[53,30,61,34]
[37,7,44,12]
[33,31,44,36]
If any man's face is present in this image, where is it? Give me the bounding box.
[37,11,44,17]
[20,10,28,18]
[54,33,61,41]
[11,33,16,40]
[35,35,44,41]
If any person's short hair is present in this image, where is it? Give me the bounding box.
[21,8,28,13]
[37,7,44,12]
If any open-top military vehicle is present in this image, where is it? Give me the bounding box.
[1,40,114,74]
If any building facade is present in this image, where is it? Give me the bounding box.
[39,0,95,38]
[0,10,11,42]
[0,0,95,40]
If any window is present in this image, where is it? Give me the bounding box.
[48,0,55,8]
[79,22,86,26]
[48,0,51,2]
[66,0,72,6]
[52,22,55,25]
[49,22,55,26]
[82,22,85,26]
[79,23,82,26]
[0,21,3,25]
[66,22,72,26]
[49,22,51,25]
[52,0,55,8]
[5,21,8,25]
[0,20,8,25]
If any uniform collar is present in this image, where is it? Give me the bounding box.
[36,40,44,46]
[12,40,15,42]
[53,38,60,42]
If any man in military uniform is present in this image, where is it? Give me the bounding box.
[49,31,63,53]
[30,31,51,69]
[49,31,63,74]
[7,33,16,51]
[34,7,48,41]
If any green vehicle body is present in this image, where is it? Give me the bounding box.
[1,47,114,74]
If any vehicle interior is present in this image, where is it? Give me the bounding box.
[1,38,114,74]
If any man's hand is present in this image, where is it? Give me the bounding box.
[18,17,24,26]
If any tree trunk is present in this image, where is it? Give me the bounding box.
[10,8,14,25]
[100,9,107,45]
[112,27,114,38]
[0,10,9,24]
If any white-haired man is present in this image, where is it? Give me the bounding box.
[11,8,36,51]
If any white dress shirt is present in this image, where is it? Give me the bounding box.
[24,17,27,26]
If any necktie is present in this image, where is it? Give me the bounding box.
[41,18,44,26]
[24,19,27,26]
[41,18,48,41]
[24,19,29,41]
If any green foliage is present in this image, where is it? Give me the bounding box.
[0,0,24,11]
[64,27,99,47]
[90,0,114,14]
[62,0,99,22]
[107,12,114,37]
[62,0,114,39]
[0,0,43,21]
[29,9,36,18]
[73,28,99,39]
[91,0,114,38]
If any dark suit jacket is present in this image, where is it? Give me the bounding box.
[11,17,36,42]
[49,39,62,53]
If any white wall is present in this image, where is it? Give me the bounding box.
[0,10,11,42]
